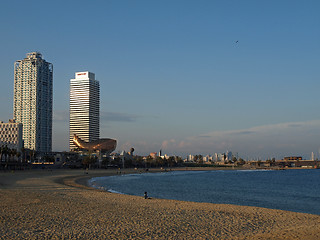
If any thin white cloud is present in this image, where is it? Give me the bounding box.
[53,110,141,123]
[101,111,139,122]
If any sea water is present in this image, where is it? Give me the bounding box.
[89,169,320,215]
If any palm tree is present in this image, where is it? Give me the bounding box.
[3,145,9,162]
[8,148,13,162]
[21,147,26,163]
[16,151,21,163]
[0,145,4,161]
[30,150,36,162]
[11,149,17,162]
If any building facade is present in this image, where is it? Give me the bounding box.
[283,156,303,161]
[13,52,53,152]
[69,72,100,150]
[0,119,23,151]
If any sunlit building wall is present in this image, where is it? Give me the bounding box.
[0,119,23,151]
[13,52,53,152]
[69,72,100,150]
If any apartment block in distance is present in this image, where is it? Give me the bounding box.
[0,119,23,151]
[69,71,100,150]
[13,52,53,153]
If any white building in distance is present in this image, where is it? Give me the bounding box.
[13,52,53,152]
[0,119,23,151]
[69,71,100,150]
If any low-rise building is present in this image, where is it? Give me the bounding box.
[0,119,23,151]
[283,156,302,161]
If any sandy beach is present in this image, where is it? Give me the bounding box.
[0,169,320,239]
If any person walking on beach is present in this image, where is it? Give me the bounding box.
[144,192,148,199]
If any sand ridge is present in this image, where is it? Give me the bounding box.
[0,169,320,239]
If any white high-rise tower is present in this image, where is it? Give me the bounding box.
[13,52,53,152]
[69,71,100,150]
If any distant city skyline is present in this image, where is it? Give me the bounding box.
[0,1,319,159]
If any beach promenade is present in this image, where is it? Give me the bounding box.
[0,169,320,239]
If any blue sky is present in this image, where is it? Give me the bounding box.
[0,0,319,159]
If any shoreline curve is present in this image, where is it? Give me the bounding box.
[1,168,320,239]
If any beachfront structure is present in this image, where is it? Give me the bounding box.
[0,119,23,152]
[13,52,53,152]
[283,156,303,161]
[69,72,100,150]
[72,134,116,154]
